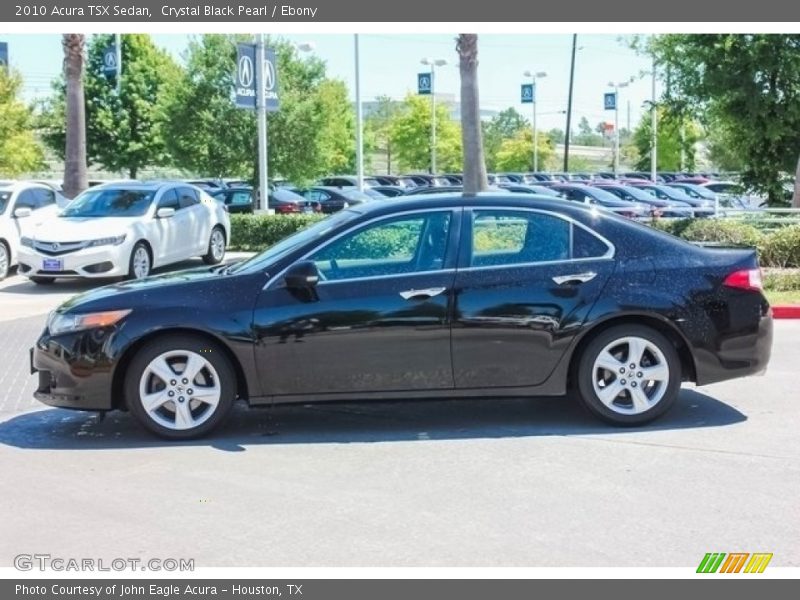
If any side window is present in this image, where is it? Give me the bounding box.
[471,211,570,267]
[573,226,611,259]
[158,189,180,210]
[231,191,252,206]
[33,188,56,209]
[15,189,37,210]
[308,212,452,281]
[178,187,200,209]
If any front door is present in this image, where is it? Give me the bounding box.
[451,208,616,389]
[253,209,460,396]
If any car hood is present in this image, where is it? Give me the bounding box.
[32,217,136,242]
[58,265,226,312]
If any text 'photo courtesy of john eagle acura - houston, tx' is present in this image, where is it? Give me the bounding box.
[29,192,772,440]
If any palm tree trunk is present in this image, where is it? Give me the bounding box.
[62,34,88,199]
[456,34,488,196]
[793,153,800,208]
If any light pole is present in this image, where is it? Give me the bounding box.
[607,79,632,177]
[523,70,546,172]
[650,58,657,182]
[421,57,447,174]
[114,33,122,95]
[256,39,314,212]
[354,35,364,191]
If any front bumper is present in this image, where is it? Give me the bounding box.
[30,322,127,411]
[18,242,132,279]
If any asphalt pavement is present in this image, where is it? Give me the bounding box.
[0,265,797,568]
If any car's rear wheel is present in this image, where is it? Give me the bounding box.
[128,242,151,280]
[125,334,236,439]
[576,325,681,425]
[0,242,9,280]
[202,226,226,265]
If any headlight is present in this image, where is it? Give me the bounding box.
[47,309,131,335]
[87,235,127,247]
[20,237,34,248]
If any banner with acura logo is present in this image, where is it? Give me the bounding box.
[235,42,279,112]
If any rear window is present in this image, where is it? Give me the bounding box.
[573,226,611,258]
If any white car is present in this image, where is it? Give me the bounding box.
[0,182,63,280]
[17,181,230,283]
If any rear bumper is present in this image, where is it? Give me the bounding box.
[691,309,773,386]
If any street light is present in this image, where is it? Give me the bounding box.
[523,70,547,172]
[421,57,447,174]
[256,38,314,212]
[607,78,632,177]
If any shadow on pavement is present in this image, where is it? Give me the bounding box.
[0,388,745,451]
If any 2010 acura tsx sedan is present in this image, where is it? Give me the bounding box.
[30,193,773,439]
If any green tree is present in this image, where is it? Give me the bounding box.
[161,35,355,184]
[389,94,462,173]
[42,34,180,178]
[365,95,399,174]
[630,106,701,171]
[573,116,603,146]
[482,107,528,171]
[651,34,800,205]
[494,129,554,172]
[0,69,44,177]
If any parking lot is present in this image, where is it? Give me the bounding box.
[0,266,798,568]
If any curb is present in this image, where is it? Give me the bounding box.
[772,305,800,319]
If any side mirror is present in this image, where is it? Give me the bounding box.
[14,207,32,218]
[156,207,175,218]
[284,261,320,289]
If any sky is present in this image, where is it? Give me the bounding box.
[1,32,657,133]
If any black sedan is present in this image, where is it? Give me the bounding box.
[31,193,772,439]
[292,186,373,214]
[212,187,320,215]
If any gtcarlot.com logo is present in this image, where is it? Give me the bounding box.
[697,552,773,573]
[14,553,194,572]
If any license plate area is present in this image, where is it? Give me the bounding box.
[42,258,63,271]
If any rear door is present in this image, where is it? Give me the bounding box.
[154,188,181,264]
[177,187,206,256]
[451,208,616,389]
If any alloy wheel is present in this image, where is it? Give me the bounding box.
[210,229,225,261]
[591,336,670,415]
[132,246,150,279]
[0,244,8,280]
[138,350,221,431]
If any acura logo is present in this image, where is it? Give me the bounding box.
[238,54,254,88]
[51,242,60,251]
[104,51,116,69]
[263,58,276,91]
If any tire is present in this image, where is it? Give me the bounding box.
[128,242,151,280]
[30,276,56,285]
[125,334,237,440]
[0,242,9,281]
[202,226,226,265]
[576,324,681,426]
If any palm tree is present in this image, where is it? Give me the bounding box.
[62,34,88,199]
[793,156,800,208]
[456,34,488,196]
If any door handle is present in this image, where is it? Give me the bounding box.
[552,272,597,285]
[399,287,447,301]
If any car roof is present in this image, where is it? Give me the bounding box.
[0,181,53,192]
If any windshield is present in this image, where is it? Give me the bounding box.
[616,186,660,202]
[652,185,693,201]
[271,188,304,202]
[62,188,155,218]
[0,191,10,215]
[230,210,360,274]
[682,184,716,199]
[342,189,373,201]
[585,187,629,204]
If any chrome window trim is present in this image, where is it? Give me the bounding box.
[264,204,615,290]
[263,207,459,290]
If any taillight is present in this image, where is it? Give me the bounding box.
[723,268,763,292]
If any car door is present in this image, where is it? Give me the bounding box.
[252,209,460,396]
[176,187,207,256]
[153,188,182,264]
[451,208,616,389]
[11,189,38,242]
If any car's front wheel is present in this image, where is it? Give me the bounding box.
[202,226,226,265]
[576,325,681,425]
[125,334,236,439]
[0,242,9,280]
[128,242,151,280]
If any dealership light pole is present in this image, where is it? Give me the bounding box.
[421,57,447,174]
[255,38,314,212]
[115,33,122,95]
[523,70,546,172]
[563,34,578,172]
[355,35,364,191]
[651,58,657,182]
[608,79,631,177]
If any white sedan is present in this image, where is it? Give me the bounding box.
[17,181,230,283]
[0,181,63,280]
